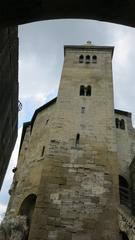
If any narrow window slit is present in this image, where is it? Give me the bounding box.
[41,146,45,157]
[46,119,49,125]
[76,133,80,145]
[115,118,119,128]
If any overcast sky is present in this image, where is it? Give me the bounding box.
[0,19,135,221]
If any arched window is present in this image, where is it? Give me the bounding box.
[92,55,97,63]
[76,133,80,145]
[120,119,125,130]
[85,55,90,63]
[79,55,84,63]
[86,85,91,96]
[115,118,119,128]
[119,176,130,208]
[80,85,85,96]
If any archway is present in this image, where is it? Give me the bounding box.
[19,194,37,239]
[1,0,135,190]
[19,194,37,225]
[1,0,135,28]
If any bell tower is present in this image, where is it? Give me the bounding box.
[29,42,120,240]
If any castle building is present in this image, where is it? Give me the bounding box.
[5,42,135,240]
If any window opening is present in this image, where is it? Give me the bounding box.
[115,118,125,130]
[79,55,84,63]
[41,146,45,157]
[46,119,49,125]
[92,55,97,63]
[76,133,80,145]
[86,55,90,63]
[115,118,119,128]
[81,107,85,113]
[80,85,85,96]
[120,119,125,130]
[86,85,91,96]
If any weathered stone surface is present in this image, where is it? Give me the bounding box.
[0,215,28,240]
[118,205,135,240]
[4,43,135,240]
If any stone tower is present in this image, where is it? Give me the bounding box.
[6,43,121,240]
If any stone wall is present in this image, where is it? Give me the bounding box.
[115,111,135,183]
[7,101,56,216]
[6,44,135,240]
[28,45,120,240]
[0,26,18,190]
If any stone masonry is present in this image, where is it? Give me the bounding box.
[5,43,135,240]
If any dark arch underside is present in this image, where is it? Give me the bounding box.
[0,0,135,28]
[19,194,37,224]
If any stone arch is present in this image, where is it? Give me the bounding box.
[19,194,37,226]
[18,194,37,239]
[1,1,135,28]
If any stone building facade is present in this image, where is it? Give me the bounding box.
[4,43,135,240]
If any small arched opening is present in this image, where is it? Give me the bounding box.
[85,55,90,63]
[92,55,97,63]
[80,85,85,96]
[86,85,91,96]
[79,55,84,63]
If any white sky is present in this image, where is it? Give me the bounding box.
[0,19,135,221]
